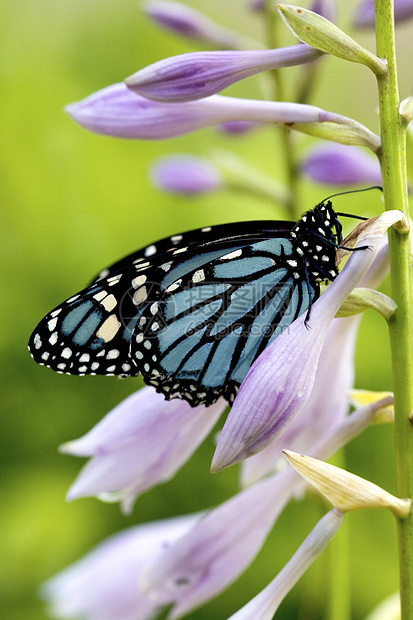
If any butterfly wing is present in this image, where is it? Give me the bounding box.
[131,234,318,406]
[29,221,295,379]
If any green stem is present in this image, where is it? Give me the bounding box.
[374,2,413,618]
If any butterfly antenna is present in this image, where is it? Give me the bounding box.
[321,186,382,220]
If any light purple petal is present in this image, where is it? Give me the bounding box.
[149,154,222,194]
[227,509,343,620]
[62,386,225,513]
[142,0,245,48]
[142,468,296,618]
[354,0,413,27]
[301,143,381,186]
[140,394,393,617]
[212,214,400,471]
[66,83,352,141]
[241,315,359,486]
[126,46,323,102]
[41,514,199,620]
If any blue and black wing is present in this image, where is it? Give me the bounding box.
[131,234,318,406]
[28,221,295,379]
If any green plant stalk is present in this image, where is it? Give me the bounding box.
[374,1,413,617]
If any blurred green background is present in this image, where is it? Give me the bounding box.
[1,0,407,618]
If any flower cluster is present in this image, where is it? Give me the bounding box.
[40,1,412,619]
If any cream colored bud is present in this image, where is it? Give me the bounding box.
[283,450,411,517]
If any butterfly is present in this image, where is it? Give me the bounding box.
[28,199,355,407]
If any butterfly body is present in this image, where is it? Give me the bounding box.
[29,200,343,406]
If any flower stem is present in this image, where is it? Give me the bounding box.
[374,1,413,617]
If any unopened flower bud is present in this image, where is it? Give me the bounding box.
[278,4,386,76]
[283,450,411,517]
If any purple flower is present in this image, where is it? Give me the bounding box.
[138,392,392,617]
[227,509,343,620]
[46,393,393,619]
[240,315,359,487]
[66,83,375,144]
[61,386,225,514]
[141,468,296,618]
[212,211,404,471]
[125,45,323,102]
[41,514,199,620]
[301,143,382,186]
[149,154,222,194]
[354,0,413,27]
[142,0,247,49]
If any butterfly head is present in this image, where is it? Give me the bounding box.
[290,200,342,284]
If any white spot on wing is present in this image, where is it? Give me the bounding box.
[144,244,157,257]
[192,269,205,283]
[221,249,242,260]
[132,274,147,288]
[93,290,107,302]
[133,286,147,305]
[101,294,117,312]
[107,349,120,359]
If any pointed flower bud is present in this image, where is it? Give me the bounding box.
[66,83,380,151]
[149,154,223,194]
[283,450,411,517]
[125,45,323,103]
[354,0,413,28]
[142,0,246,49]
[61,386,225,514]
[212,210,406,471]
[278,4,386,76]
[301,143,382,186]
[227,508,343,620]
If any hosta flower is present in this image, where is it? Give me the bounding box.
[212,211,404,471]
[301,143,382,186]
[240,315,358,487]
[67,83,368,141]
[61,386,225,514]
[125,45,323,103]
[41,514,200,620]
[149,154,223,194]
[136,395,393,617]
